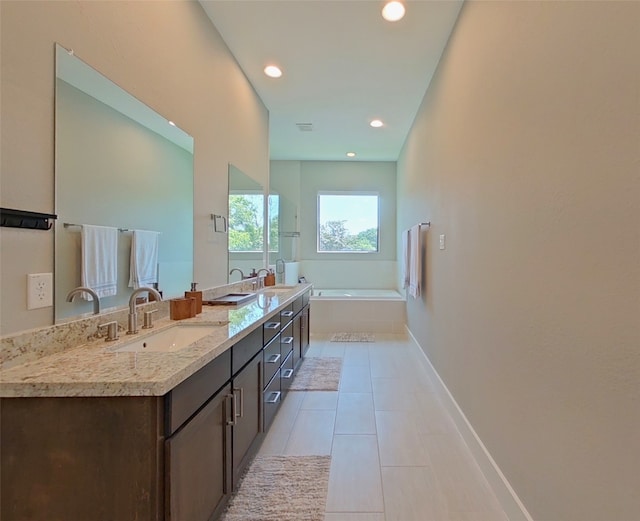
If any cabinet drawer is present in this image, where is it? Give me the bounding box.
[263,371,281,431]
[280,322,293,357]
[263,335,281,387]
[232,328,262,375]
[280,350,295,394]
[263,321,280,345]
[292,295,304,315]
[166,349,231,435]
[280,305,294,326]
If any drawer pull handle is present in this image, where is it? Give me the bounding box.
[267,353,281,364]
[265,322,280,330]
[265,391,281,404]
[281,311,294,317]
[281,336,293,345]
[233,387,244,419]
[226,394,236,426]
[282,369,294,379]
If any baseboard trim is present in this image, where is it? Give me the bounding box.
[406,326,535,521]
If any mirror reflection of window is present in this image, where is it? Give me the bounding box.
[228,193,279,253]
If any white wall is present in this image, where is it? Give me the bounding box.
[0,1,269,335]
[270,160,397,289]
[397,2,640,520]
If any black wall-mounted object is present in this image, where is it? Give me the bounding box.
[0,207,57,230]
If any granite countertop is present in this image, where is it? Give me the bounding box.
[0,284,311,398]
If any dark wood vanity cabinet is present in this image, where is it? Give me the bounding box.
[0,289,313,521]
[1,396,165,521]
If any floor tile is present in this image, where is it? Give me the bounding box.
[334,392,376,435]
[339,364,372,393]
[376,410,430,466]
[325,434,384,512]
[382,466,447,521]
[300,390,339,410]
[283,409,336,455]
[324,514,385,521]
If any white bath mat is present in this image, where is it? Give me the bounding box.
[330,332,375,342]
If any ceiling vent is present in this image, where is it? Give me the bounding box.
[296,123,313,132]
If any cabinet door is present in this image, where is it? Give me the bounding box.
[301,305,310,357]
[292,313,302,369]
[232,353,262,488]
[165,384,232,521]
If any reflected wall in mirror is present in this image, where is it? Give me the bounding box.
[268,166,300,282]
[55,44,194,321]
[227,164,267,282]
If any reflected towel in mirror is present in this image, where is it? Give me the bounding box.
[128,230,160,289]
[81,224,118,298]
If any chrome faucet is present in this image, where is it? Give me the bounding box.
[127,287,162,335]
[255,269,270,290]
[229,268,245,280]
[66,286,101,315]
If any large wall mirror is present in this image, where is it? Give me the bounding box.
[54,44,194,321]
[227,164,267,282]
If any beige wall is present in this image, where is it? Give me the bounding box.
[398,1,640,520]
[0,1,269,335]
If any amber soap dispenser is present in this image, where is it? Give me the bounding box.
[185,282,203,314]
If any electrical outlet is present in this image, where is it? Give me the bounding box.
[27,273,53,310]
[439,234,446,250]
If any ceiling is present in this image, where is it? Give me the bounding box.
[199,1,463,162]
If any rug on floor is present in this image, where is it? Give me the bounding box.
[330,332,375,342]
[288,357,342,391]
[221,455,331,521]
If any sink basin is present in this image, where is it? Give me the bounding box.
[261,285,297,293]
[112,325,219,353]
[204,293,257,306]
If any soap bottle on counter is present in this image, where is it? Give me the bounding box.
[185,282,203,314]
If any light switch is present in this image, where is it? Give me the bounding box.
[439,234,446,250]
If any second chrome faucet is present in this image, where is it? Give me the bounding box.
[128,287,163,334]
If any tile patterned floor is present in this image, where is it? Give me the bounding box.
[259,333,509,521]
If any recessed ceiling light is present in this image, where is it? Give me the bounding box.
[264,65,283,78]
[346,152,356,158]
[370,119,384,128]
[382,1,405,22]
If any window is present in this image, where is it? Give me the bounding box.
[317,193,379,253]
[228,193,279,253]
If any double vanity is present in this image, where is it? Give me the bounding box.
[0,283,312,521]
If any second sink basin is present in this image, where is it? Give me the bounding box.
[113,325,219,353]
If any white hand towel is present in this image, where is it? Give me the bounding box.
[81,224,118,298]
[402,228,410,289]
[128,230,160,289]
[408,224,422,299]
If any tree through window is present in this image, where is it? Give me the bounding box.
[317,193,379,253]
